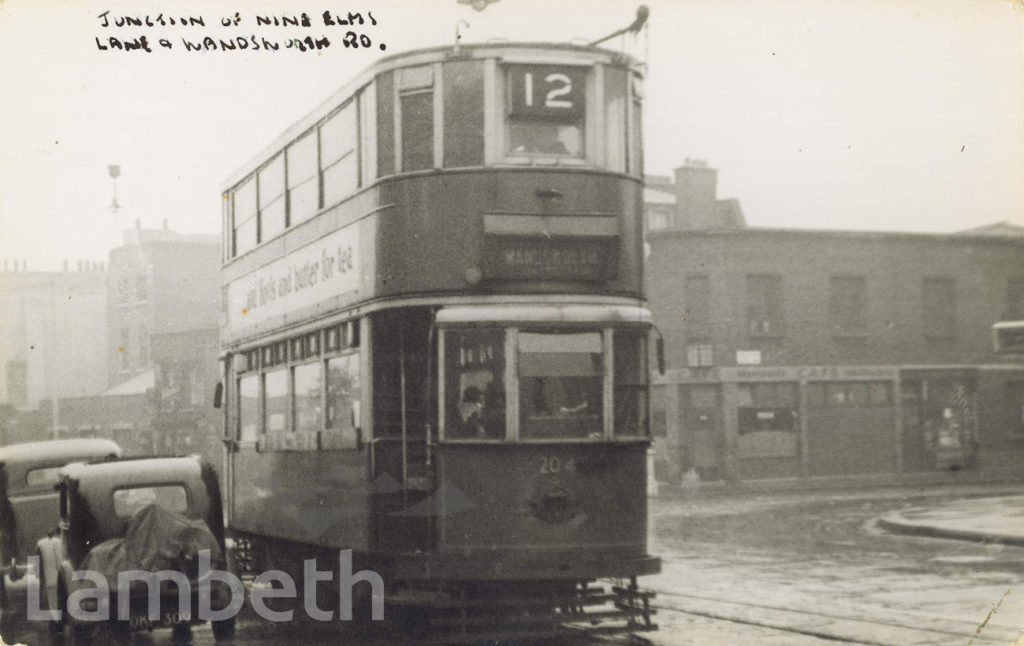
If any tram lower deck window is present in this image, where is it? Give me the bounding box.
[519,332,602,439]
[444,329,505,440]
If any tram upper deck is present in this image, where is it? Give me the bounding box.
[220,43,646,346]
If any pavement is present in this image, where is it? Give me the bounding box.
[877,494,1024,547]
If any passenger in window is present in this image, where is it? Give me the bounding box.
[458,386,486,438]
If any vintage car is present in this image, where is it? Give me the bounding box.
[34,456,236,644]
[0,438,122,629]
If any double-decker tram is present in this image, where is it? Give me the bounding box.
[219,40,658,642]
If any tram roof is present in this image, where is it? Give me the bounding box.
[221,41,642,192]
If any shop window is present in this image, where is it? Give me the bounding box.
[320,101,359,208]
[737,383,797,434]
[922,278,956,338]
[506,64,585,158]
[746,275,785,337]
[444,329,505,440]
[443,60,484,168]
[829,276,867,336]
[259,154,286,241]
[398,65,434,172]
[287,130,319,225]
[811,381,891,407]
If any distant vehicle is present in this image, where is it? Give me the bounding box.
[0,438,121,629]
[34,456,235,644]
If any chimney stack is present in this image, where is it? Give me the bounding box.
[673,159,719,230]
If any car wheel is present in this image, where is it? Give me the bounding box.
[212,617,236,642]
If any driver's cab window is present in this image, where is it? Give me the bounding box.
[519,331,603,439]
[444,329,505,439]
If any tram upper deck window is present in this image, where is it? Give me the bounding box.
[506,65,585,158]
[519,332,603,439]
[232,177,257,256]
[398,65,434,172]
[444,329,505,440]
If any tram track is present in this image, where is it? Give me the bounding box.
[642,587,1020,645]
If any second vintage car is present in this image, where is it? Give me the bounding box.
[34,455,236,644]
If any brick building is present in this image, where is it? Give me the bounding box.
[646,162,1024,483]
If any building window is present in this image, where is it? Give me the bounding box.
[1006,278,1024,321]
[135,277,148,302]
[398,65,434,172]
[321,101,359,207]
[287,130,319,225]
[686,344,713,368]
[829,276,867,336]
[506,64,585,158]
[684,275,711,340]
[746,275,785,337]
[922,278,956,338]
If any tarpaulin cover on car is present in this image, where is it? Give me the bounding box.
[72,504,223,593]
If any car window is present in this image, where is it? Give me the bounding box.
[112,485,188,517]
[26,466,63,487]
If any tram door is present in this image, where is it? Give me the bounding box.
[370,308,435,551]
[682,385,723,481]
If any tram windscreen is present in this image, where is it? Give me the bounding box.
[519,332,603,439]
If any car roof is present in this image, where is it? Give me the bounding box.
[60,455,205,486]
[0,438,122,465]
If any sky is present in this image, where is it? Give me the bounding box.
[1,0,1022,271]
